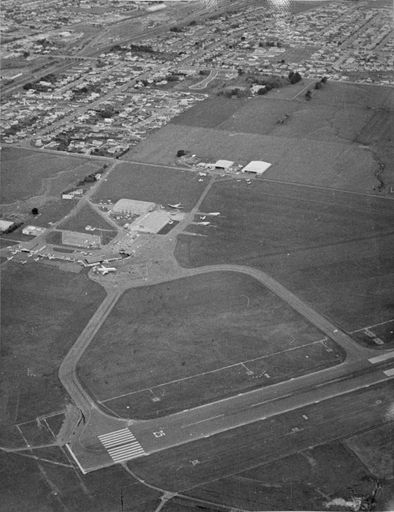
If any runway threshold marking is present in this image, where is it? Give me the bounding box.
[368,351,394,364]
[98,428,146,463]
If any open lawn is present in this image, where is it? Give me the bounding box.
[0,449,161,512]
[102,338,342,418]
[128,381,393,496]
[78,271,335,417]
[0,262,106,425]
[345,423,394,479]
[0,147,97,204]
[27,198,79,227]
[93,162,206,211]
[175,180,394,332]
[58,202,117,245]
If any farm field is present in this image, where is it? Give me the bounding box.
[92,162,206,211]
[175,180,394,332]
[128,381,393,495]
[77,271,337,417]
[0,262,106,424]
[0,147,97,204]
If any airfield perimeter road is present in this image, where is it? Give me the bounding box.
[59,260,394,473]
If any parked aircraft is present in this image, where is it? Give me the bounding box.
[168,203,183,209]
[96,265,117,275]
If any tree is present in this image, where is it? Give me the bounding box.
[177,149,186,157]
[305,90,312,100]
[31,208,39,215]
[315,81,322,89]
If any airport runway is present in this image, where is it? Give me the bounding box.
[59,263,394,473]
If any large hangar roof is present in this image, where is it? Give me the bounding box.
[242,160,272,175]
[112,198,155,215]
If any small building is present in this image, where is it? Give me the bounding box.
[0,219,17,233]
[62,188,83,200]
[214,159,234,171]
[241,160,272,176]
[61,230,101,248]
[111,198,155,217]
[22,226,46,237]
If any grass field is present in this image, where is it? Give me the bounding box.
[27,198,79,227]
[0,147,95,204]
[345,423,394,479]
[92,162,206,211]
[175,180,394,332]
[0,262,106,425]
[127,123,377,193]
[129,82,393,193]
[128,381,393,499]
[0,449,161,512]
[102,338,343,418]
[58,202,117,244]
[77,271,337,416]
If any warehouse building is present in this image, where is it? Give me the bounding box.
[241,160,272,176]
[214,159,234,171]
[128,210,171,234]
[111,198,155,216]
[0,219,17,233]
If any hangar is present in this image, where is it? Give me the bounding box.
[214,159,234,171]
[242,160,272,176]
[128,210,171,234]
[111,198,155,216]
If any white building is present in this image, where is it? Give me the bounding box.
[111,198,155,216]
[241,160,272,176]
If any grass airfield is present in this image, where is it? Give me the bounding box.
[78,271,343,418]
[1,79,393,511]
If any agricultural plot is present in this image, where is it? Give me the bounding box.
[78,271,337,417]
[93,162,206,211]
[175,180,394,332]
[0,262,106,424]
[0,147,94,204]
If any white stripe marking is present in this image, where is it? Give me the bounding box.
[99,433,136,447]
[98,428,133,440]
[108,442,143,456]
[383,368,394,376]
[368,351,394,364]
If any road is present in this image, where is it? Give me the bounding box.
[58,260,394,473]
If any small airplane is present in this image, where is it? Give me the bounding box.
[167,203,183,209]
[96,265,116,275]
